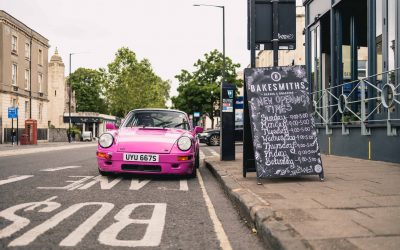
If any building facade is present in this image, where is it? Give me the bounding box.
[256,4,305,67]
[303,0,400,163]
[48,48,76,129]
[0,10,49,143]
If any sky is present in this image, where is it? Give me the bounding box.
[1,0,251,97]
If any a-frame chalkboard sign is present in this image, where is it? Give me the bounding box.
[244,66,324,182]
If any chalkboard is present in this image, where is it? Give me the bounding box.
[244,66,323,179]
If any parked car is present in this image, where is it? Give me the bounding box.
[198,125,243,146]
[96,109,203,178]
[81,131,92,141]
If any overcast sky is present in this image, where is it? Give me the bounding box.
[1,0,252,97]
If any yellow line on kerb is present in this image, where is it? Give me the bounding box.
[368,141,371,160]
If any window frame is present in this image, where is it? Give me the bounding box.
[12,64,18,86]
[11,35,18,53]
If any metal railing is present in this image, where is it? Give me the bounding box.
[311,67,400,136]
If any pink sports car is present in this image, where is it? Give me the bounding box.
[96,109,203,178]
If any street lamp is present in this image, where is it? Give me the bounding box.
[193,4,226,85]
[68,53,74,143]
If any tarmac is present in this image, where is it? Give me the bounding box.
[205,154,400,250]
[1,142,399,249]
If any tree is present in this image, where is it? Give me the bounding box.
[172,49,242,128]
[69,68,108,113]
[105,47,170,117]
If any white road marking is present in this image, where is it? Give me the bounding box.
[78,175,121,190]
[37,176,93,190]
[40,166,81,172]
[179,179,188,191]
[197,170,232,250]
[0,144,96,158]
[9,202,114,247]
[199,150,205,159]
[0,175,34,186]
[98,203,167,247]
[210,149,220,157]
[0,196,60,239]
[129,179,151,190]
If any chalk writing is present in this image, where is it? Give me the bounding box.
[245,66,323,178]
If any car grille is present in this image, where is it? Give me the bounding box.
[121,164,162,172]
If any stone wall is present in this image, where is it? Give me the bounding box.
[49,128,68,142]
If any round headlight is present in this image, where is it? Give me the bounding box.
[99,133,114,148]
[177,136,192,151]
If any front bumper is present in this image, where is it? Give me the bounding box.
[97,151,195,175]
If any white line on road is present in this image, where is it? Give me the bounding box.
[0,175,34,186]
[40,166,82,172]
[0,144,96,158]
[197,170,232,250]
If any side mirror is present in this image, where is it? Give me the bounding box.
[106,123,117,130]
[194,126,204,134]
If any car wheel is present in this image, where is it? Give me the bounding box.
[98,168,109,176]
[209,135,220,146]
[188,166,197,178]
[195,150,200,168]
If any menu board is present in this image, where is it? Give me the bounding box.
[244,66,323,178]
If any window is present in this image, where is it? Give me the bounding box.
[11,35,17,52]
[55,90,57,97]
[24,69,30,89]
[25,43,30,59]
[12,64,17,85]
[38,103,43,120]
[25,101,29,119]
[38,73,43,92]
[38,49,43,65]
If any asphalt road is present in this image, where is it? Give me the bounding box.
[0,144,263,249]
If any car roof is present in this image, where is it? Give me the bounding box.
[130,108,187,115]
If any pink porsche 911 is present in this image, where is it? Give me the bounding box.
[96,109,203,178]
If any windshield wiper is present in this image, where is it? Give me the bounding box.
[174,122,189,128]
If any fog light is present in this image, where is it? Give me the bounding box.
[177,156,189,161]
[97,151,112,160]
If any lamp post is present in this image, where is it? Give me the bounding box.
[193,4,225,85]
[68,53,74,143]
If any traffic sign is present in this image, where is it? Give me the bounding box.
[193,112,200,118]
[8,107,18,119]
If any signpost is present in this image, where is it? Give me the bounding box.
[244,66,324,183]
[8,107,19,145]
[244,0,296,176]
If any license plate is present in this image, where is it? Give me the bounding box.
[123,153,159,162]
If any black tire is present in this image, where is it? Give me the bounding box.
[195,150,200,168]
[209,135,220,146]
[188,166,197,178]
[98,168,109,176]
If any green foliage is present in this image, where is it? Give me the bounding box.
[172,50,242,126]
[104,47,170,117]
[69,68,108,113]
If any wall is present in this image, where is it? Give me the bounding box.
[49,128,68,142]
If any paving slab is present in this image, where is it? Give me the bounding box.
[205,153,400,249]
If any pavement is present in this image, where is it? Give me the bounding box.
[0,141,96,157]
[205,154,400,250]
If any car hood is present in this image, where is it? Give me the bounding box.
[116,127,191,153]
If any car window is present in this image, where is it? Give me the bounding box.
[122,110,190,130]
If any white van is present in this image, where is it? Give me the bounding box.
[81,131,92,141]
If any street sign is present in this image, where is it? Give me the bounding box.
[8,107,18,119]
[235,96,244,109]
[193,112,200,118]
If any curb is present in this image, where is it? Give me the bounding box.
[204,157,311,250]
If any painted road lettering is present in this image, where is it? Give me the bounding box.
[0,197,167,247]
[36,175,189,191]
[98,203,166,247]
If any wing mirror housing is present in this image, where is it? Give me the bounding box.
[106,123,117,130]
[194,126,204,134]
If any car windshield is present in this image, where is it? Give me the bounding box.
[122,110,190,130]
